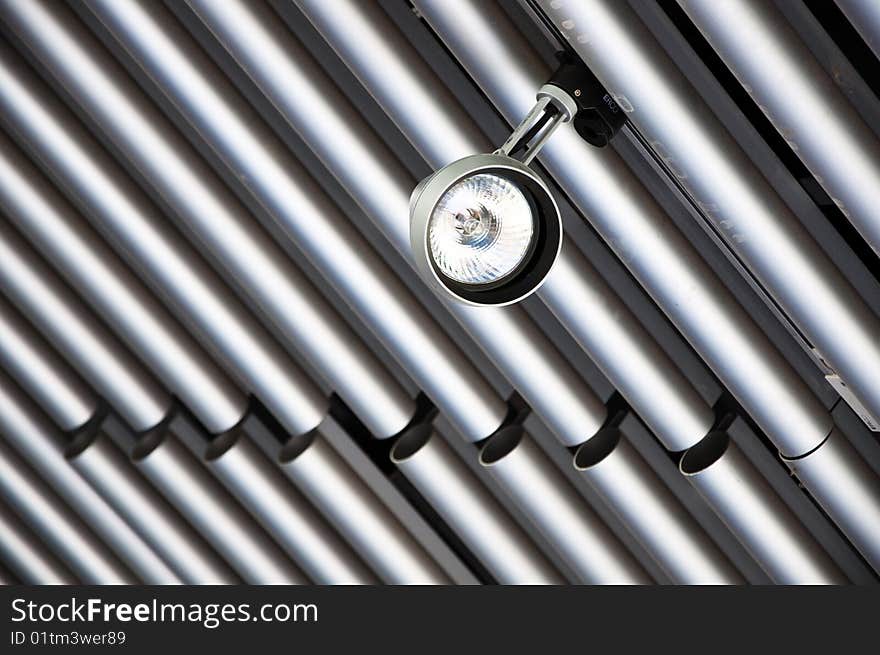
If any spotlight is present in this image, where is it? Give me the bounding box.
[410,53,624,306]
[410,153,561,306]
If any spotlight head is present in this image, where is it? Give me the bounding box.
[409,54,621,306]
[410,153,562,306]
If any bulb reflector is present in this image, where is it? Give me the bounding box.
[428,173,534,285]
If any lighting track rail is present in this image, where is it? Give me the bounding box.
[524,0,880,431]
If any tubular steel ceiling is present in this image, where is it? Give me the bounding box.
[0,0,878,585]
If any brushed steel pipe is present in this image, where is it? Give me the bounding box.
[186,0,606,447]
[777,0,880,139]
[0,0,414,440]
[0,126,248,434]
[86,0,505,442]
[480,427,652,584]
[0,368,178,583]
[0,220,170,432]
[0,34,328,440]
[535,252,714,451]
[783,430,880,573]
[391,425,565,584]
[0,65,323,446]
[294,0,714,452]
[0,499,77,584]
[0,562,15,586]
[69,429,239,584]
[574,427,743,584]
[416,0,833,459]
[183,423,377,585]
[279,429,450,584]
[309,416,479,584]
[293,0,485,170]
[529,0,880,562]
[0,293,97,432]
[0,564,15,585]
[835,0,880,61]
[0,438,134,584]
[127,426,308,584]
[187,0,431,261]
[534,0,880,433]
[680,0,880,258]
[681,432,846,584]
[452,305,604,446]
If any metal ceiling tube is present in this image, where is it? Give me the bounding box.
[0,39,343,444]
[244,415,456,584]
[180,2,660,580]
[67,429,239,585]
[0,293,239,583]
[0,125,249,435]
[773,0,880,137]
[0,0,415,441]
[0,564,16,586]
[679,0,880,260]
[0,45,510,586]
[532,0,880,571]
[0,52,393,578]
[0,0,869,590]
[480,427,652,584]
[0,291,235,583]
[0,438,135,584]
[278,426,451,584]
[0,367,178,583]
[539,0,880,430]
[0,216,328,583]
[835,0,880,61]
[175,420,379,585]
[122,0,652,584]
[0,99,385,582]
[0,6,521,583]
[122,425,308,585]
[182,0,744,581]
[186,0,607,449]
[294,0,715,454]
[0,100,528,581]
[415,0,880,570]
[414,0,828,462]
[391,424,565,584]
[0,499,77,584]
[534,0,880,429]
[0,293,98,432]
[574,428,743,584]
[0,220,172,433]
[83,0,505,443]
[782,430,880,572]
[283,0,752,581]
[681,432,846,584]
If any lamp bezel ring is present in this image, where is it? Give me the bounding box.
[410,153,562,306]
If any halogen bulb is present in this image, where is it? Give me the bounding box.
[428,173,535,285]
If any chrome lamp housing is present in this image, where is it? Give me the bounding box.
[409,152,563,306]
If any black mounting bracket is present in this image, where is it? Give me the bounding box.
[547,52,626,147]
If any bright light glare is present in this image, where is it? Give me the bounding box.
[428,173,534,285]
